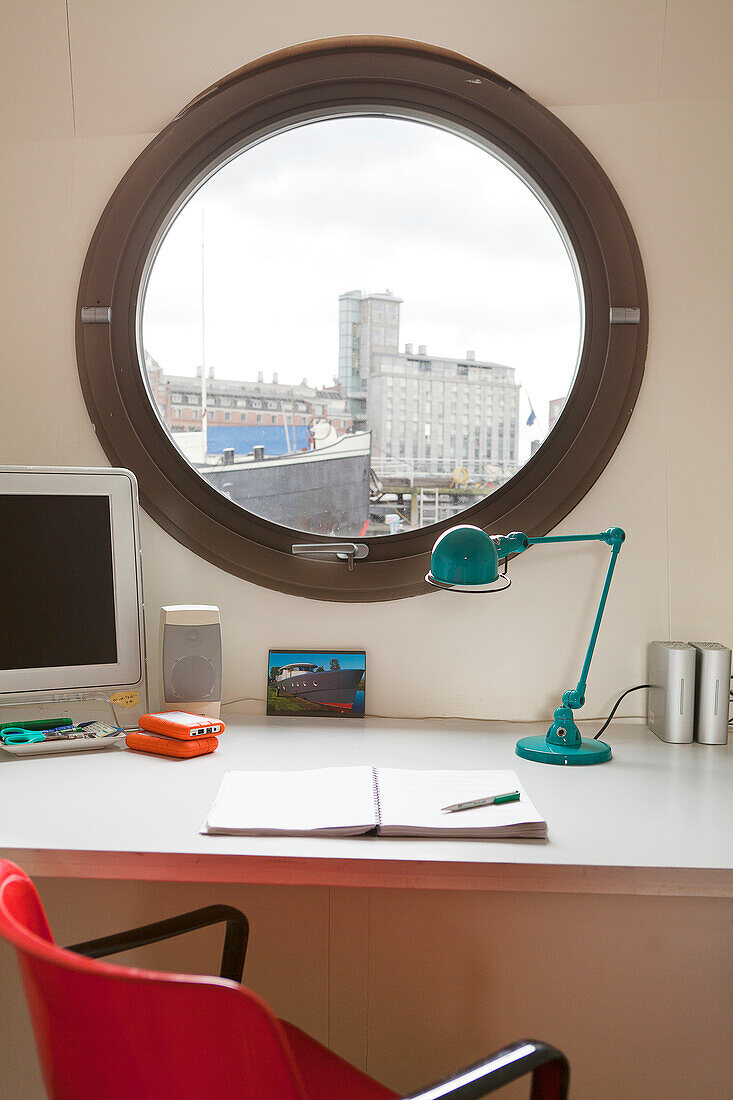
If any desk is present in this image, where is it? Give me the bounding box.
[2,715,732,1099]
[1,715,731,897]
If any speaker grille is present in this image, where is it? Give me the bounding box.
[162,621,222,703]
[170,655,216,699]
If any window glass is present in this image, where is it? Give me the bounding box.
[141,115,581,538]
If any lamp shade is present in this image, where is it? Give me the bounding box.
[428,525,499,587]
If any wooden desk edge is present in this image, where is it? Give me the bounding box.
[4,849,731,898]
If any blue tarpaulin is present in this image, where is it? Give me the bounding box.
[207,425,311,456]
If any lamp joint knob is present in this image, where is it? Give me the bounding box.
[603,527,625,547]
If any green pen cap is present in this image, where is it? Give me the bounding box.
[494,791,520,805]
[0,718,67,733]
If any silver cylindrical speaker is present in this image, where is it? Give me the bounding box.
[689,642,731,745]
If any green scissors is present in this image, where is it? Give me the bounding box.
[3,728,47,744]
[1,723,90,745]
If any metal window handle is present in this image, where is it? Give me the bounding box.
[291,543,369,571]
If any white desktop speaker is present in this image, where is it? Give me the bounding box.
[159,606,222,719]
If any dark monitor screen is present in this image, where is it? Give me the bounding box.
[0,495,118,671]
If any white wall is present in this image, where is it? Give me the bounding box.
[1,0,731,723]
[1,3,731,1098]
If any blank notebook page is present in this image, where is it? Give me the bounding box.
[375,768,547,838]
[202,765,377,836]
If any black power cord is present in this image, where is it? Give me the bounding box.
[593,684,651,740]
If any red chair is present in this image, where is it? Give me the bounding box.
[0,859,569,1099]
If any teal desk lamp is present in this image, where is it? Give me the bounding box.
[426,525,625,765]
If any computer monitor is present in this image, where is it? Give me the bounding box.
[0,467,148,721]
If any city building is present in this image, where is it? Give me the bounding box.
[145,354,353,456]
[531,396,567,455]
[338,289,403,432]
[338,290,520,477]
[548,396,565,434]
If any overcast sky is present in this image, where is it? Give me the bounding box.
[142,115,582,459]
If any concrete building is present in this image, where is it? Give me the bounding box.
[145,353,353,455]
[338,289,402,432]
[339,290,520,475]
[548,396,565,434]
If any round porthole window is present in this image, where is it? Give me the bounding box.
[76,38,647,602]
[140,113,583,540]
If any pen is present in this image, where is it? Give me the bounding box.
[31,731,90,742]
[29,722,96,736]
[441,790,520,814]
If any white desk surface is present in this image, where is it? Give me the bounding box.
[1,715,731,897]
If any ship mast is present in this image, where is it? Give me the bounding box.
[200,208,208,461]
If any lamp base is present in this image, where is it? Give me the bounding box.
[515,734,612,766]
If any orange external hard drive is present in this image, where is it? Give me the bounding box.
[125,731,219,758]
[138,711,225,740]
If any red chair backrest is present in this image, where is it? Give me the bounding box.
[0,860,310,1100]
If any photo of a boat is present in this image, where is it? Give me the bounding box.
[273,663,363,710]
[267,650,366,718]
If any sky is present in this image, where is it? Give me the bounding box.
[142,115,582,461]
[268,651,366,674]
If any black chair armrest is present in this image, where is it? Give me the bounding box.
[401,1039,569,1100]
[66,904,249,983]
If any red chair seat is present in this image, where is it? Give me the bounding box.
[280,1021,399,1100]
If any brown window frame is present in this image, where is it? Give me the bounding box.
[75,37,647,603]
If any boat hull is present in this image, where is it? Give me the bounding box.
[277,668,362,710]
[200,449,369,537]
[187,424,367,536]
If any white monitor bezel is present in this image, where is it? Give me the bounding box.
[0,466,146,698]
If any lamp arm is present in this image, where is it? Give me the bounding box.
[523,528,625,709]
[569,533,623,707]
[493,529,625,746]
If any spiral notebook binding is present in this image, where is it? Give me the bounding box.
[371,766,382,829]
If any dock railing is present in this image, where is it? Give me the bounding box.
[370,456,518,488]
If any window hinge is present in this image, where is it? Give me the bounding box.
[291,543,369,571]
[610,307,640,325]
[81,306,112,324]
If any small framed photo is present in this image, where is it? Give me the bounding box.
[267,650,366,718]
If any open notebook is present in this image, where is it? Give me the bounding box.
[201,767,547,839]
